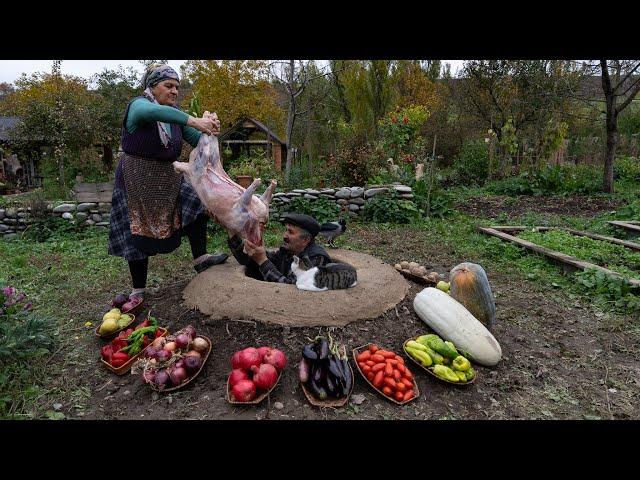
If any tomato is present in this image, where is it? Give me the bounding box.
[366,371,375,381]
[371,354,385,363]
[373,371,385,388]
[368,344,379,353]
[394,355,405,364]
[357,350,371,362]
[358,361,366,370]
[155,328,164,338]
[384,363,393,376]
[394,391,405,402]
[372,363,386,373]
[366,360,375,367]
[383,377,396,389]
[362,365,371,373]
[396,363,406,374]
[379,351,396,359]
[403,390,414,402]
[386,359,398,366]
[393,369,402,381]
[401,378,413,389]
[395,381,406,392]
[382,386,393,396]
[403,369,413,380]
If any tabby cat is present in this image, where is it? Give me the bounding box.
[291,255,358,292]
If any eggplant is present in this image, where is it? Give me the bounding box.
[308,378,328,400]
[299,358,310,383]
[313,363,322,383]
[318,338,329,360]
[325,374,337,397]
[341,358,352,392]
[303,344,318,361]
[328,355,343,380]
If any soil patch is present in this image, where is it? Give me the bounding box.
[181,249,409,327]
[455,195,627,219]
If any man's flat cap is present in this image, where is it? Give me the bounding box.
[280,213,321,237]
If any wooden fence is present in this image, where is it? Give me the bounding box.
[72,182,114,202]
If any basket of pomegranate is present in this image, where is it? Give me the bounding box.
[134,325,212,392]
[226,346,287,404]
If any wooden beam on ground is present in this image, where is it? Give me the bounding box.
[478,226,640,287]
[564,228,640,252]
[607,220,640,238]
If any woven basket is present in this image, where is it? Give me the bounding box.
[226,370,283,405]
[100,327,168,375]
[402,338,477,386]
[300,360,353,408]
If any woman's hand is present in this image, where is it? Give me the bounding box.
[187,111,221,136]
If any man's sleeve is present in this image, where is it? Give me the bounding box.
[227,234,252,266]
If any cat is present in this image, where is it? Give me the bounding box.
[290,255,358,292]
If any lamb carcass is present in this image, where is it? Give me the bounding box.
[173,133,276,245]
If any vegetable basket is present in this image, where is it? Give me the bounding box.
[95,313,137,340]
[300,359,354,408]
[352,344,419,405]
[226,370,283,405]
[394,266,437,286]
[101,327,168,375]
[146,336,212,393]
[402,338,477,386]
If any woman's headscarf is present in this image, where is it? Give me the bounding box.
[141,64,181,148]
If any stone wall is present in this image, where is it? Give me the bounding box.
[270,184,413,218]
[0,183,413,240]
[0,202,112,240]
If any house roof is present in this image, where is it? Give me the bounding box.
[219,117,285,145]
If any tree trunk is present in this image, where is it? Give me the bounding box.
[604,114,617,193]
[284,60,296,183]
[102,144,114,171]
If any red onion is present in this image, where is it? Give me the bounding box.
[142,369,156,384]
[184,355,202,375]
[231,380,256,402]
[155,349,172,362]
[228,368,249,387]
[263,348,287,372]
[183,325,197,340]
[175,334,190,350]
[145,347,158,359]
[154,370,170,388]
[112,294,128,308]
[185,350,201,358]
[237,348,261,370]
[191,337,208,353]
[151,337,166,349]
[257,346,271,361]
[175,359,185,369]
[251,363,278,390]
[169,367,188,386]
[164,342,177,351]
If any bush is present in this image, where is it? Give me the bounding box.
[485,164,601,196]
[614,155,640,182]
[362,190,420,224]
[412,179,455,219]
[22,216,98,243]
[453,140,489,185]
[272,196,341,225]
[335,135,383,186]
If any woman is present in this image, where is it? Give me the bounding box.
[108,64,228,300]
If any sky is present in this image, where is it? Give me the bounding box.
[0,60,466,85]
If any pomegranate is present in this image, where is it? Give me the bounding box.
[237,348,261,370]
[257,346,271,361]
[228,368,250,387]
[251,363,278,390]
[263,348,287,372]
[231,380,257,402]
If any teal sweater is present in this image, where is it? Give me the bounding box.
[125,98,201,148]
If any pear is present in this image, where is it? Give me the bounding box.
[103,308,121,322]
[117,315,132,328]
[436,280,450,293]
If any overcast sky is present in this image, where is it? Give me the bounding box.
[0,60,466,85]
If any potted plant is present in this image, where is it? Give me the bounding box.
[229,162,258,188]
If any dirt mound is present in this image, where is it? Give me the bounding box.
[181,249,410,326]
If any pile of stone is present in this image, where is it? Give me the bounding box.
[270,184,413,218]
[0,201,112,240]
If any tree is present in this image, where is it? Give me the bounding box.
[269,60,333,183]
[90,67,139,170]
[598,60,640,193]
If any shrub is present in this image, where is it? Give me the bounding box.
[453,139,489,185]
[272,196,341,225]
[362,190,420,224]
[335,135,383,186]
[485,164,601,196]
[614,155,640,182]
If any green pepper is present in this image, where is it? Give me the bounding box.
[464,367,475,381]
[407,347,432,367]
[433,365,460,382]
[455,371,467,381]
[426,337,459,360]
[445,341,458,356]
[424,346,444,365]
[452,355,471,372]
[406,340,429,352]
[416,334,440,347]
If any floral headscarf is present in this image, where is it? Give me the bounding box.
[142,64,180,148]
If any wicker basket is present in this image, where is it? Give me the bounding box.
[146,336,213,393]
[100,327,168,375]
[394,266,437,286]
[300,360,354,408]
[352,344,419,405]
[402,338,477,386]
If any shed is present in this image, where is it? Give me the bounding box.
[218,117,286,170]
[0,116,44,190]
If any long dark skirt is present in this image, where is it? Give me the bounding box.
[108,178,206,261]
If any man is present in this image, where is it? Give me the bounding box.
[227,213,331,283]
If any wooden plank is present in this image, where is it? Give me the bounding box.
[478,226,640,287]
[564,228,640,252]
[608,220,640,232]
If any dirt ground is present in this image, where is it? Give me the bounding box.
[78,225,640,420]
[455,195,627,219]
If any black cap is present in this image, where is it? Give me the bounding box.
[280,213,321,237]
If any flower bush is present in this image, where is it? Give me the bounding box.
[379,104,431,162]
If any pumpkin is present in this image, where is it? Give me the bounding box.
[413,287,502,367]
[449,262,496,330]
